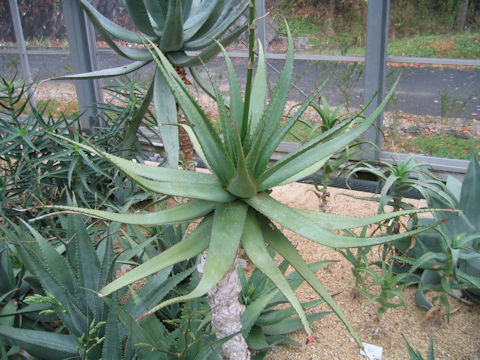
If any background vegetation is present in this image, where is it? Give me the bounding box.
[268,0,480,57]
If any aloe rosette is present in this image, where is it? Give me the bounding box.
[56,0,248,167]
[50,28,442,345]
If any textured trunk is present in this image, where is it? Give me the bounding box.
[175,65,196,171]
[455,0,469,31]
[199,257,251,360]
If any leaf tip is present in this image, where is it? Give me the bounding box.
[137,312,150,321]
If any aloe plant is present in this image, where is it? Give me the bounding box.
[404,336,435,360]
[238,254,332,357]
[395,153,480,312]
[292,96,372,210]
[46,22,444,348]
[56,0,248,167]
[0,212,223,359]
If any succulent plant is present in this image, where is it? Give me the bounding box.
[57,0,249,167]
[238,252,333,355]
[404,335,435,360]
[0,212,222,359]
[48,22,441,347]
[394,153,480,311]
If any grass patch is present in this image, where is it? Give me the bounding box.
[388,32,480,59]
[272,6,480,59]
[36,99,79,118]
[384,133,480,160]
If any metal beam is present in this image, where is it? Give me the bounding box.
[8,0,35,107]
[255,0,267,49]
[362,0,390,160]
[62,0,101,133]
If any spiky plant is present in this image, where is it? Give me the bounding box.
[49,24,441,346]
[56,0,248,166]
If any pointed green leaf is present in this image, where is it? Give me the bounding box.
[144,0,166,32]
[248,42,267,138]
[190,66,218,102]
[297,206,441,231]
[147,38,235,184]
[246,327,270,350]
[160,0,184,51]
[184,0,248,50]
[139,201,247,316]
[183,0,219,40]
[102,297,122,360]
[100,216,213,296]
[176,122,213,169]
[246,192,442,248]
[460,153,480,230]
[259,217,362,347]
[227,150,258,198]
[53,61,149,80]
[79,0,144,43]
[277,157,329,186]
[256,299,324,327]
[262,312,329,336]
[253,77,330,177]
[242,211,312,335]
[218,42,244,134]
[18,219,77,295]
[69,213,100,281]
[123,77,155,154]
[124,0,157,37]
[48,200,216,226]
[153,70,179,168]
[258,77,400,190]
[48,131,218,185]
[168,24,247,66]
[201,62,238,160]
[255,22,293,148]
[0,325,78,358]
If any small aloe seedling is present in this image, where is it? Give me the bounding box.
[49,23,442,346]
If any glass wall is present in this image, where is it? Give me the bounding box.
[383,0,480,160]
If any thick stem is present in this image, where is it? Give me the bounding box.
[199,257,250,360]
[175,65,196,171]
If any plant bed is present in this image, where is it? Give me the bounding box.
[260,182,480,359]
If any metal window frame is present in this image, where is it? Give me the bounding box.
[4,0,476,175]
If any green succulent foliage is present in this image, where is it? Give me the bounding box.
[293,96,372,203]
[49,24,442,346]
[0,211,219,359]
[0,236,44,359]
[0,73,154,223]
[237,251,332,356]
[355,254,419,320]
[347,156,447,215]
[395,153,480,311]
[57,0,248,167]
[404,336,435,360]
[336,225,425,320]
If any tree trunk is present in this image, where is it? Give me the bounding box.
[175,65,196,170]
[455,0,469,31]
[198,257,251,360]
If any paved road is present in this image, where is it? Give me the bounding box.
[1,50,479,119]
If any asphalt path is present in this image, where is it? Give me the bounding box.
[1,51,478,119]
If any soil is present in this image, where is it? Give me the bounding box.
[263,182,480,360]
